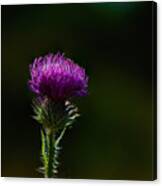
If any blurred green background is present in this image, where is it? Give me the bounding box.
[2,2,156,180]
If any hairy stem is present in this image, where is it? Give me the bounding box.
[40,127,68,178]
[47,132,55,178]
[41,130,55,178]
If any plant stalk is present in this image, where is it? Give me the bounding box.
[48,132,55,178]
[41,127,67,178]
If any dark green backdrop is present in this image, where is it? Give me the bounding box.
[2,2,156,180]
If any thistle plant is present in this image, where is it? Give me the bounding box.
[28,52,88,178]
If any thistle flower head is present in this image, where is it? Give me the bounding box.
[29,52,88,101]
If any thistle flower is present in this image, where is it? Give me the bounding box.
[29,52,88,101]
[28,52,88,178]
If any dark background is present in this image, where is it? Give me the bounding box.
[2,2,156,180]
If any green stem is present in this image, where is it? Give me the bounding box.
[55,127,67,148]
[41,127,67,178]
[46,132,55,178]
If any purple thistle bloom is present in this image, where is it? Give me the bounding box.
[29,52,88,101]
